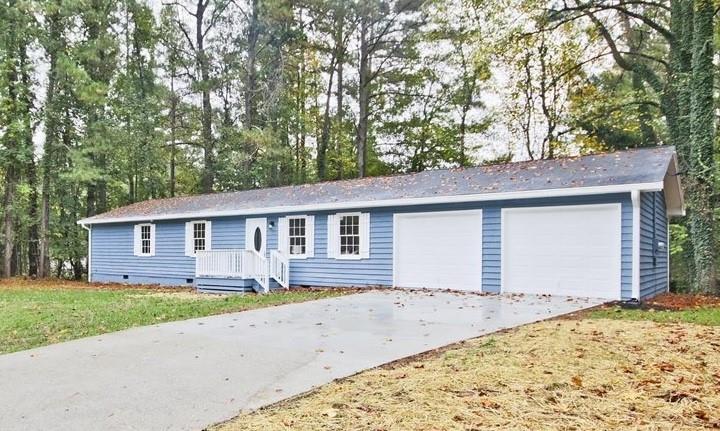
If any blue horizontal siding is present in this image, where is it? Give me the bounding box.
[91,192,634,295]
[639,191,668,299]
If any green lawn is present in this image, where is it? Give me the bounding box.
[590,305,720,326]
[0,282,346,354]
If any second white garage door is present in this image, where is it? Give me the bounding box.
[502,203,622,299]
[394,210,483,291]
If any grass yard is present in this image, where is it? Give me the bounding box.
[0,279,346,354]
[215,297,720,431]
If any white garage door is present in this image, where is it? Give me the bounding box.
[394,210,482,291]
[502,203,621,299]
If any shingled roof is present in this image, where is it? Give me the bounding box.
[79,146,682,224]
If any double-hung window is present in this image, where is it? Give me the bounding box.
[339,214,360,256]
[328,212,369,259]
[185,220,212,256]
[279,215,314,259]
[193,222,206,252]
[133,223,155,257]
[289,217,307,256]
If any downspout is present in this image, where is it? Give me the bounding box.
[631,190,641,300]
[81,223,92,283]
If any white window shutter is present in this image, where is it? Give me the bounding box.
[360,213,370,259]
[133,225,141,256]
[185,222,194,256]
[278,217,288,253]
[205,221,212,251]
[149,224,156,256]
[306,215,315,258]
[326,214,337,259]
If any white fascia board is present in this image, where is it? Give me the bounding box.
[77,181,664,225]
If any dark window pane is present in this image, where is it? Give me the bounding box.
[254,227,262,252]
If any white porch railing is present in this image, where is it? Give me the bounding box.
[195,250,246,278]
[196,249,289,293]
[245,250,269,293]
[270,250,290,289]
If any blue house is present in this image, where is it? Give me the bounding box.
[77,146,683,300]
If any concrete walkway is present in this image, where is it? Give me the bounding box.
[0,290,603,431]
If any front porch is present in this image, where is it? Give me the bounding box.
[195,249,289,294]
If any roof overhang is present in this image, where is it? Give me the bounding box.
[77,181,666,225]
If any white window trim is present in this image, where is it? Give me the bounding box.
[185,220,212,257]
[134,223,155,257]
[331,212,369,260]
[283,215,314,259]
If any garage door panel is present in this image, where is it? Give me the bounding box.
[502,204,621,299]
[394,211,482,291]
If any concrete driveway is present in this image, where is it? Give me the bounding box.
[0,290,603,431]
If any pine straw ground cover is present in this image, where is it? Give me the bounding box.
[214,317,720,431]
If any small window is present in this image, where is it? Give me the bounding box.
[141,225,152,255]
[328,213,367,260]
[135,223,155,257]
[185,220,211,256]
[288,217,306,256]
[339,214,360,256]
[193,222,206,252]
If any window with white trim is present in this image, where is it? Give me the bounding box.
[193,221,206,252]
[141,225,152,255]
[339,214,360,256]
[288,217,306,256]
[279,215,314,258]
[185,220,212,256]
[134,223,155,257]
[327,212,369,259]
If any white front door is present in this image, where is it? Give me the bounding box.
[393,210,483,291]
[501,203,622,299]
[245,218,267,256]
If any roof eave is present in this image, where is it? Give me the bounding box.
[77,181,664,225]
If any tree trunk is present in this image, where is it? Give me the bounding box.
[27,154,39,277]
[335,11,344,180]
[2,34,20,278]
[245,0,259,128]
[687,0,716,293]
[317,55,336,181]
[39,5,63,278]
[196,0,214,193]
[2,168,17,278]
[355,16,370,178]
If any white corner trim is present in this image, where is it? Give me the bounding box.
[631,190,641,300]
[77,181,665,225]
[81,223,92,283]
